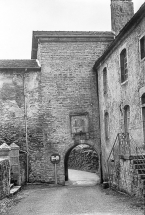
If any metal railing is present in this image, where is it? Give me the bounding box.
[107,133,145,188]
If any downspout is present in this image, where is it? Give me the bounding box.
[23,69,29,182]
[95,69,104,183]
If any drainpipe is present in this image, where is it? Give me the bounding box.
[23,69,29,182]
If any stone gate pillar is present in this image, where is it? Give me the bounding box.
[0,142,11,158]
[10,143,20,185]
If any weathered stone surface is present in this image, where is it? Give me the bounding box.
[97,3,145,195]
[111,0,134,35]
[0,158,10,199]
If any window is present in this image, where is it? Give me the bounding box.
[140,36,145,60]
[104,112,109,140]
[142,93,145,105]
[103,67,107,94]
[141,94,145,143]
[120,49,128,83]
[124,105,130,133]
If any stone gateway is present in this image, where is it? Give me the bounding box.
[1,0,145,191]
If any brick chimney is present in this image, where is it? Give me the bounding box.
[111,0,134,35]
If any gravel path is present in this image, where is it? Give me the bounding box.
[0,170,143,215]
[1,184,143,215]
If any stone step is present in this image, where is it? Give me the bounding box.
[10,186,21,197]
[134,164,145,169]
[130,155,145,160]
[133,159,145,164]
[138,169,145,174]
[138,174,145,179]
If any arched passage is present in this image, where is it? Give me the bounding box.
[64,143,99,182]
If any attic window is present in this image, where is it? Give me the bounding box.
[140,36,145,60]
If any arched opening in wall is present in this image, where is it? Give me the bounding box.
[64,144,99,186]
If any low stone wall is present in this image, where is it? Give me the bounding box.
[109,157,143,197]
[0,158,10,200]
[68,146,99,173]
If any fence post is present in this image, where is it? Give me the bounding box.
[10,143,20,185]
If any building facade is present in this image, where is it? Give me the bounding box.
[94,2,145,181]
[0,0,144,186]
[0,32,114,184]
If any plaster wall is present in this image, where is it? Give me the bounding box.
[97,17,145,176]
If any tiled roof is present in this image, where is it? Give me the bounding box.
[0,59,41,69]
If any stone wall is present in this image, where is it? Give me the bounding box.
[97,16,145,179]
[34,34,112,184]
[0,158,10,200]
[109,157,143,198]
[0,32,113,184]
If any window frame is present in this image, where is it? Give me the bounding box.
[103,67,107,95]
[120,48,128,84]
[140,34,145,61]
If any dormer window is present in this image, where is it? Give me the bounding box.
[120,49,128,83]
[140,35,145,60]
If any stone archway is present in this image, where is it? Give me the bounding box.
[64,143,99,181]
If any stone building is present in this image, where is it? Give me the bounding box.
[0,0,144,186]
[94,1,145,188]
[0,31,114,183]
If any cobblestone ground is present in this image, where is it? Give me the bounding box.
[0,184,144,215]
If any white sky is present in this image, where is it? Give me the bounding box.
[0,0,144,59]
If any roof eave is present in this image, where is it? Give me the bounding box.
[0,67,41,71]
[31,31,115,59]
[94,2,145,71]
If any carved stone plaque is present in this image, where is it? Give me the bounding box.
[70,114,89,135]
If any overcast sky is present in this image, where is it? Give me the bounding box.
[0,0,144,59]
